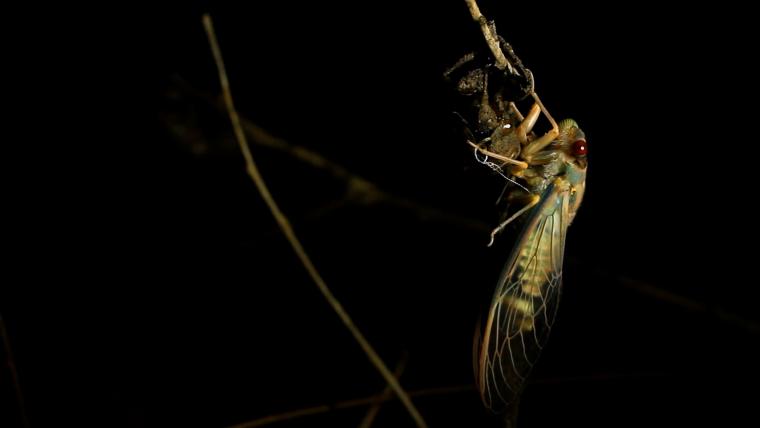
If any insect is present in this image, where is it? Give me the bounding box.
[472,93,588,413]
[447,36,588,417]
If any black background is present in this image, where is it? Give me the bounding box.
[4,1,759,427]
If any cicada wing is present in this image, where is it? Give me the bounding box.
[477,182,570,411]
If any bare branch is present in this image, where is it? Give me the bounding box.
[464,0,513,73]
[202,14,427,428]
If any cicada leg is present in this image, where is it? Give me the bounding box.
[515,102,541,146]
[507,91,559,153]
[469,92,559,171]
[467,140,529,169]
[443,52,476,80]
[508,101,525,122]
[520,93,559,159]
[487,194,541,247]
[478,67,499,131]
[469,71,531,170]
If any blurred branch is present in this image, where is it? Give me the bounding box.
[228,385,474,428]
[240,117,488,234]
[532,371,667,385]
[228,371,667,428]
[617,275,760,334]
[202,14,427,428]
[358,353,408,428]
[168,76,490,235]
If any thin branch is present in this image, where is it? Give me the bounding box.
[168,76,491,235]
[617,275,760,334]
[358,353,408,428]
[464,0,513,73]
[237,116,488,233]
[227,371,666,428]
[228,385,474,428]
[202,14,427,428]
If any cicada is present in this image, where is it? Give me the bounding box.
[473,98,588,413]
[449,55,588,415]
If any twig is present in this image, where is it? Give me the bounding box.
[168,76,491,234]
[358,353,408,428]
[228,385,474,428]
[202,14,427,428]
[227,371,667,428]
[617,275,760,334]
[237,115,488,233]
[464,0,513,73]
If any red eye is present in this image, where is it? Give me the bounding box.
[572,139,588,156]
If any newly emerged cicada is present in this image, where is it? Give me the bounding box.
[447,41,588,417]
[474,103,588,412]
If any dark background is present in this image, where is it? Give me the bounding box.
[5,1,759,427]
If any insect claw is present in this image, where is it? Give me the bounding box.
[488,222,507,247]
[487,230,498,247]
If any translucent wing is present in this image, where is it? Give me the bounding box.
[476,181,570,411]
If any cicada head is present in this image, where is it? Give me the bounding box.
[554,119,588,170]
[554,119,588,221]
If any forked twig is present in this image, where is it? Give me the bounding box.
[358,353,408,428]
[201,14,427,428]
